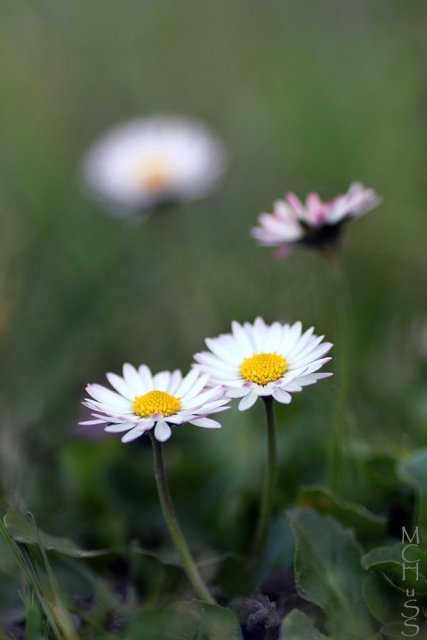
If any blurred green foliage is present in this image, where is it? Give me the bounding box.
[1,1,427,637]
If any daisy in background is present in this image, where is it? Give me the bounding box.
[82,115,226,215]
[194,317,332,556]
[252,182,381,258]
[81,364,230,443]
[80,363,230,604]
[252,184,379,494]
[194,317,333,411]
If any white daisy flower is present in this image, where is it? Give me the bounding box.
[194,318,333,411]
[252,182,381,256]
[82,115,226,214]
[80,364,230,443]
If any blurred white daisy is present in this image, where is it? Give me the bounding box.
[81,364,229,443]
[194,318,332,411]
[252,182,381,257]
[82,115,226,214]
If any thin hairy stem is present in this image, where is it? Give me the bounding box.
[253,397,278,556]
[150,434,215,603]
[324,248,351,494]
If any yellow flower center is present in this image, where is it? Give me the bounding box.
[239,352,288,385]
[144,168,171,192]
[132,390,181,418]
[133,155,172,194]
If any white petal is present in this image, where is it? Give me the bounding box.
[168,369,183,394]
[182,386,222,409]
[251,317,268,351]
[86,384,131,409]
[190,417,221,429]
[106,372,134,400]
[291,343,333,368]
[83,399,134,418]
[231,321,254,356]
[266,321,283,351]
[121,427,145,442]
[257,385,274,397]
[285,327,315,359]
[200,405,230,415]
[272,388,292,404]
[154,420,172,442]
[195,366,240,382]
[183,373,210,399]
[123,363,145,395]
[138,365,154,391]
[226,386,250,398]
[300,357,332,375]
[238,391,258,411]
[153,371,170,391]
[205,337,240,365]
[280,321,302,355]
[163,415,183,424]
[192,398,230,413]
[290,372,333,387]
[89,411,139,423]
[281,383,302,393]
[105,423,135,433]
[194,351,237,373]
[175,369,200,397]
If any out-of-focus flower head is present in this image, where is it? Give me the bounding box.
[82,115,227,215]
[81,364,229,443]
[194,317,332,411]
[252,183,381,258]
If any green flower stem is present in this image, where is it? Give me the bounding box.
[324,248,350,494]
[150,434,215,604]
[253,396,278,557]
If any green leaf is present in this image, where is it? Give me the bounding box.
[281,609,329,639]
[362,573,426,639]
[399,450,427,543]
[379,621,427,639]
[126,601,243,640]
[364,454,400,494]
[171,602,243,640]
[362,544,427,593]
[362,572,402,625]
[296,485,386,538]
[4,510,110,558]
[288,509,375,639]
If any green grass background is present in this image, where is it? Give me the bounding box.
[1,0,427,630]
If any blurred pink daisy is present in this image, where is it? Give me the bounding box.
[81,364,229,443]
[252,182,381,257]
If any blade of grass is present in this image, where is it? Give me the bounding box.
[0,517,62,640]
